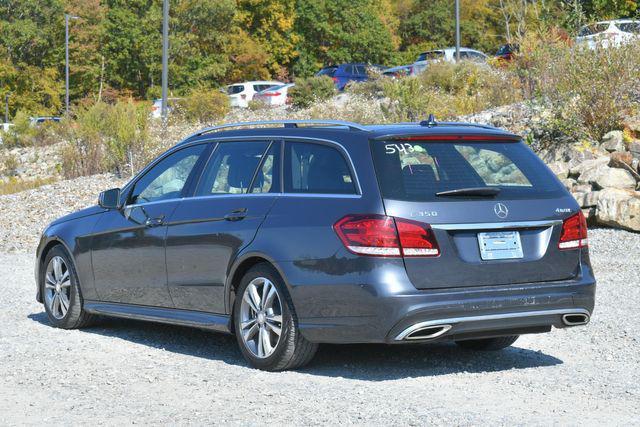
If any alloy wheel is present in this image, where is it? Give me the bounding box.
[239,277,283,358]
[44,256,71,320]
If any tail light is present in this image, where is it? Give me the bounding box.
[333,214,440,257]
[332,76,339,84]
[558,211,588,250]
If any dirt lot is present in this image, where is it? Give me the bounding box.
[1,228,639,425]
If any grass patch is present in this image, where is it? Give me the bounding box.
[0,176,57,196]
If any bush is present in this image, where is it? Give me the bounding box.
[289,76,336,109]
[1,153,18,176]
[361,61,521,122]
[511,32,640,141]
[60,100,153,179]
[175,89,230,124]
[2,110,61,148]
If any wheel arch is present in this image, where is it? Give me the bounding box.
[225,252,290,315]
[36,237,74,303]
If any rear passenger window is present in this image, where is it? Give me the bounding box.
[196,141,269,195]
[285,142,356,194]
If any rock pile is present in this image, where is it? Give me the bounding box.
[540,130,640,231]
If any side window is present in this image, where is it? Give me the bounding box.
[196,141,269,196]
[130,144,206,205]
[285,142,356,194]
[250,142,281,193]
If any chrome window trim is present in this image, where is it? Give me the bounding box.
[124,191,362,209]
[431,220,562,231]
[394,308,591,341]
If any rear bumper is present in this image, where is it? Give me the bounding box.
[288,260,596,344]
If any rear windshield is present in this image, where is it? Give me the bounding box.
[417,51,444,61]
[371,140,564,201]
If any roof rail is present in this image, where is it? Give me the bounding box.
[187,119,369,139]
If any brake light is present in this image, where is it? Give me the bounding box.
[332,76,338,83]
[396,218,440,256]
[558,211,588,250]
[333,215,440,257]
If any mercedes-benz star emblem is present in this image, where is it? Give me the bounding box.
[494,202,509,219]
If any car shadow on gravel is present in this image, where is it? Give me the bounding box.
[29,312,562,380]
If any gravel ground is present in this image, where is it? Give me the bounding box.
[0,229,638,425]
[0,174,126,253]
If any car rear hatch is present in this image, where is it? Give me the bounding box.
[370,134,584,290]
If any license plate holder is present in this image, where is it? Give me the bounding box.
[478,231,523,260]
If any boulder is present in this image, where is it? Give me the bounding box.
[570,157,609,178]
[560,178,577,191]
[578,164,636,190]
[547,161,569,179]
[602,130,625,152]
[573,191,600,208]
[609,151,640,182]
[629,141,640,160]
[573,183,593,193]
[596,188,640,231]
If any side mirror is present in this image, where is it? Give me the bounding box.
[98,188,121,210]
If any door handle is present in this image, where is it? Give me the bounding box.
[224,208,248,221]
[145,216,165,227]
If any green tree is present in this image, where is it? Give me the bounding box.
[237,0,299,79]
[398,0,500,54]
[101,0,162,99]
[293,0,396,76]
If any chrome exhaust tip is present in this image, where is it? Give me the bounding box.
[562,313,590,326]
[396,324,452,341]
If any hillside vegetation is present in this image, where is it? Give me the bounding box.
[1,0,638,116]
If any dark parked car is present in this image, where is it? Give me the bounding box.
[36,119,595,371]
[495,44,519,62]
[316,63,380,90]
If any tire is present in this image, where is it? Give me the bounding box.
[233,263,318,371]
[40,245,95,329]
[455,335,519,351]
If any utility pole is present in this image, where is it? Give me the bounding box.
[455,0,461,62]
[65,14,79,115]
[161,0,169,123]
[4,93,8,123]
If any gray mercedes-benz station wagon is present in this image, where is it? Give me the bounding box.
[35,119,595,371]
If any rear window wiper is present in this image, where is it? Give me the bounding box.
[435,187,501,197]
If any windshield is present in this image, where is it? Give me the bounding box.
[578,23,610,36]
[618,22,640,34]
[317,67,337,77]
[371,140,564,201]
[227,85,244,95]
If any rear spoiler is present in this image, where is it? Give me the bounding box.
[372,134,521,142]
